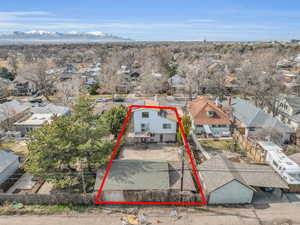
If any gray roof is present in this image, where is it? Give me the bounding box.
[285,96,300,114]
[31,103,70,115]
[95,160,170,191]
[289,153,300,167]
[0,151,19,174]
[229,98,293,133]
[0,100,29,122]
[291,113,300,123]
[198,154,288,194]
[94,160,197,192]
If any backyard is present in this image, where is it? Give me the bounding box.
[199,139,241,152]
[119,144,180,161]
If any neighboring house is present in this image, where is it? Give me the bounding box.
[30,103,70,116]
[94,160,196,202]
[198,154,288,204]
[14,103,70,135]
[0,78,12,98]
[128,100,177,143]
[167,75,186,92]
[0,100,30,131]
[188,97,231,137]
[0,151,19,187]
[225,98,294,144]
[275,95,300,130]
[14,113,55,135]
[11,78,36,96]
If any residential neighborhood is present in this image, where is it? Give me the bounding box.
[2,1,300,224]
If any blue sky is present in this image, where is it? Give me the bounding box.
[1,0,300,41]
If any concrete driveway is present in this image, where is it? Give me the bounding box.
[119,144,181,161]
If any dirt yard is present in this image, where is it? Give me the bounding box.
[119,144,181,161]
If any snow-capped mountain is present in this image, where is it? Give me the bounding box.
[0,31,132,45]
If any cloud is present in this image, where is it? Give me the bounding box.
[0,11,50,21]
[187,19,216,23]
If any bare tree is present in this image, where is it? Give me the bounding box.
[56,77,82,106]
[99,52,123,98]
[0,104,17,131]
[17,59,56,100]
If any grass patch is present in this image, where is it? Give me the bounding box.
[200,139,241,152]
[0,140,28,156]
[0,203,102,215]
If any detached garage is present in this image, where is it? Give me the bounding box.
[0,151,19,186]
[198,154,288,205]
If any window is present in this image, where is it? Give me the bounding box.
[273,160,279,168]
[141,123,147,132]
[142,112,149,118]
[163,123,171,129]
[249,127,256,131]
[207,110,215,118]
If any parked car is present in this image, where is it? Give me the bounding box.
[113,98,125,102]
[95,98,110,103]
[29,98,43,103]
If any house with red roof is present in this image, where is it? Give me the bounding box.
[188,97,231,137]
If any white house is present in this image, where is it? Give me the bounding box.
[14,113,55,135]
[128,100,177,143]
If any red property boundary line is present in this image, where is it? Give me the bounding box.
[95,105,207,205]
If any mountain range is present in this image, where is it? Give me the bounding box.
[0,31,132,45]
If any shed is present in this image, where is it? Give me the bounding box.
[0,151,19,186]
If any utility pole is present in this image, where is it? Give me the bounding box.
[179,146,184,192]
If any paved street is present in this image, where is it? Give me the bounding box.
[1,203,300,225]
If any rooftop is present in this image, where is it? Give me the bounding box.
[15,113,54,126]
[94,160,196,192]
[0,150,19,175]
[188,97,230,125]
[226,98,293,133]
[198,154,288,194]
[0,100,29,122]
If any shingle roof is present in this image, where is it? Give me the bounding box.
[285,96,300,114]
[0,100,29,122]
[94,160,197,192]
[0,151,19,175]
[198,154,288,194]
[188,97,230,125]
[31,103,70,115]
[289,153,300,167]
[94,160,170,191]
[229,98,293,133]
